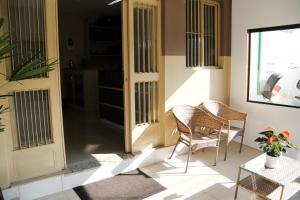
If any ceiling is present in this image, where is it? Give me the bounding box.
[58,0,121,16]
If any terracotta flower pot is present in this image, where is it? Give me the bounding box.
[265,153,281,169]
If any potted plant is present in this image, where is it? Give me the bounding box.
[255,127,297,168]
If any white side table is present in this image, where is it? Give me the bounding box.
[234,154,300,200]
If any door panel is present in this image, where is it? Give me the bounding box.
[0,0,65,182]
[12,145,58,181]
[123,0,163,153]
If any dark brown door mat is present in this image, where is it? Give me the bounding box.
[73,169,166,200]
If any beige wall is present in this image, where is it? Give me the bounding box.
[164,56,231,145]
[231,0,300,158]
[0,1,12,188]
[0,99,11,188]
[162,0,232,146]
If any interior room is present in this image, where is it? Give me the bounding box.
[2,0,300,199]
[58,0,124,166]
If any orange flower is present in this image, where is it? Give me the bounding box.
[266,126,275,131]
[267,136,271,144]
[282,130,290,140]
[267,136,278,144]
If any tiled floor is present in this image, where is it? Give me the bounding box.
[37,142,266,200]
[36,189,80,200]
[62,108,125,165]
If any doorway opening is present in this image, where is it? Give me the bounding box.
[57,0,124,167]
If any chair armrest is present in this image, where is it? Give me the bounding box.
[201,108,229,126]
[209,113,229,125]
[199,102,247,122]
[223,106,247,121]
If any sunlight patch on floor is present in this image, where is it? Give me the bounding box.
[142,142,261,200]
[37,142,261,200]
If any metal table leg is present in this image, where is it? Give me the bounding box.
[234,167,242,200]
[280,185,285,200]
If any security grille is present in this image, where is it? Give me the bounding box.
[134,4,158,73]
[12,89,52,150]
[6,0,47,76]
[135,81,158,125]
[186,0,219,67]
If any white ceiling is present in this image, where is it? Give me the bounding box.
[58,0,121,16]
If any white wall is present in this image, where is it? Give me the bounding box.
[231,0,300,159]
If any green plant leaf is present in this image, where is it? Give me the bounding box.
[9,54,57,81]
[258,130,274,137]
[278,133,287,141]
[255,137,267,142]
[0,33,13,60]
[287,143,298,149]
[282,148,286,153]
[0,94,13,99]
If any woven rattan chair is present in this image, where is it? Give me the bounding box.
[169,105,224,173]
[199,101,247,161]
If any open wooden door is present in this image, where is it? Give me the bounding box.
[0,0,65,182]
[123,0,164,153]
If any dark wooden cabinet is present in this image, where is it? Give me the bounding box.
[90,17,124,126]
[98,69,124,126]
[88,24,121,56]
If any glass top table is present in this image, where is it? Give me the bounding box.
[234,154,300,200]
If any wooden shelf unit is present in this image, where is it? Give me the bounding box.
[89,16,124,126]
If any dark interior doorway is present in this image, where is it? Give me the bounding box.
[57,0,124,166]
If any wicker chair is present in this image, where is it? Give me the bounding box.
[169,105,224,173]
[199,101,247,161]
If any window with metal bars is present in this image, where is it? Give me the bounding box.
[135,81,158,125]
[134,4,158,73]
[12,89,53,150]
[133,3,159,126]
[6,0,47,77]
[186,0,220,68]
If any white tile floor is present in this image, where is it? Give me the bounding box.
[3,145,178,200]
[37,142,266,200]
[36,190,80,200]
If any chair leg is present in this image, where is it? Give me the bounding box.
[202,148,205,152]
[239,134,245,153]
[224,140,229,161]
[214,147,219,166]
[185,145,192,173]
[169,139,180,159]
